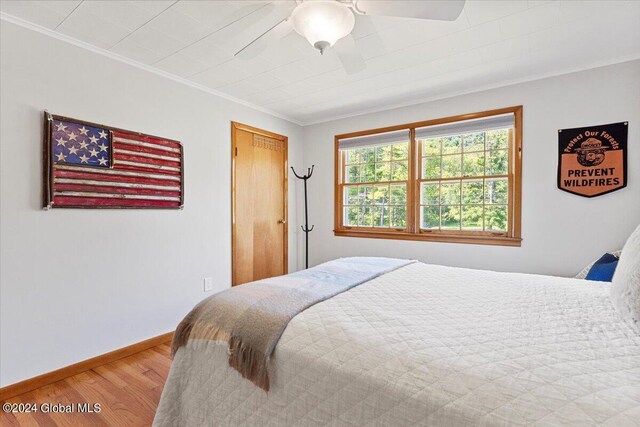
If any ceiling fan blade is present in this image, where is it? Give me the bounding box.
[233,1,295,58]
[356,0,466,21]
[353,14,386,56]
[334,34,366,75]
[235,19,293,59]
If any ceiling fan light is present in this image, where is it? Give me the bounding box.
[290,1,355,53]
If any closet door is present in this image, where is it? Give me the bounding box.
[231,122,288,286]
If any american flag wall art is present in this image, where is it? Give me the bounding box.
[43,112,183,209]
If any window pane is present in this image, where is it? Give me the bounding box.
[462,205,483,230]
[442,135,462,154]
[421,182,439,205]
[360,206,373,227]
[391,162,408,181]
[391,206,407,228]
[346,165,360,183]
[484,205,508,231]
[375,163,391,181]
[463,132,484,152]
[392,143,409,160]
[390,184,407,204]
[373,206,390,227]
[345,186,359,205]
[441,154,462,178]
[487,150,508,175]
[345,206,359,226]
[359,185,373,205]
[423,138,441,156]
[440,181,461,205]
[422,156,441,179]
[346,149,360,165]
[422,206,439,229]
[361,163,376,182]
[485,178,508,204]
[374,185,389,205]
[463,152,485,177]
[361,147,375,163]
[486,129,508,150]
[375,145,391,162]
[441,205,461,229]
[462,180,483,204]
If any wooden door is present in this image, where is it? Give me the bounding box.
[232,122,288,286]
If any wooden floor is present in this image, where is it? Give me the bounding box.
[0,343,171,426]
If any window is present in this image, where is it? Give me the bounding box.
[335,107,522,246]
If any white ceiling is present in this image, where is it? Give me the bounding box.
[1,0,639,125]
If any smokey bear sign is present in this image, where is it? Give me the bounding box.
[558,122,627,197]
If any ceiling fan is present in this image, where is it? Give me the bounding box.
[234,0,466,74]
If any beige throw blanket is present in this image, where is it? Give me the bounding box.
[172,257,413,391]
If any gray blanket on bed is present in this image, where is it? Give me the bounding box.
[171,257,414,391]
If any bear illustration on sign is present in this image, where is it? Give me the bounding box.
[575,138,608,167]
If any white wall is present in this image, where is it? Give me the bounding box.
[303,60,640,277]
[0,21,303,386]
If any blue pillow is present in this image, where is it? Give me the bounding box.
[585,253,619,282]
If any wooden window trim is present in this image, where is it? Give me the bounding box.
[334,106,523,247]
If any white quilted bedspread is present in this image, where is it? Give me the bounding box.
[154,263,640,426]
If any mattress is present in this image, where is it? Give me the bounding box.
[154,262,640,426]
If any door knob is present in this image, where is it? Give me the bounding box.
[278,219,287,224]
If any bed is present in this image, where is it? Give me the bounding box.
[154,261,640,426]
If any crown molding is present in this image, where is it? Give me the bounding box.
[0,12,303,127]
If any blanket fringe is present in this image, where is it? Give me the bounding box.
[172,320,271,392]
[228,335,270,392]
[171,311,197,357]
[171,321,227,357]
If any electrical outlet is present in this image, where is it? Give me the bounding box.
[204,277,213,292]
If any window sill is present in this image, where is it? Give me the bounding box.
[334,229,522,247]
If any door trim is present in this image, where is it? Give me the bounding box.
[231,121,288,286]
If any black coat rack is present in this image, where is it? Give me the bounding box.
[291,165,314,269]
